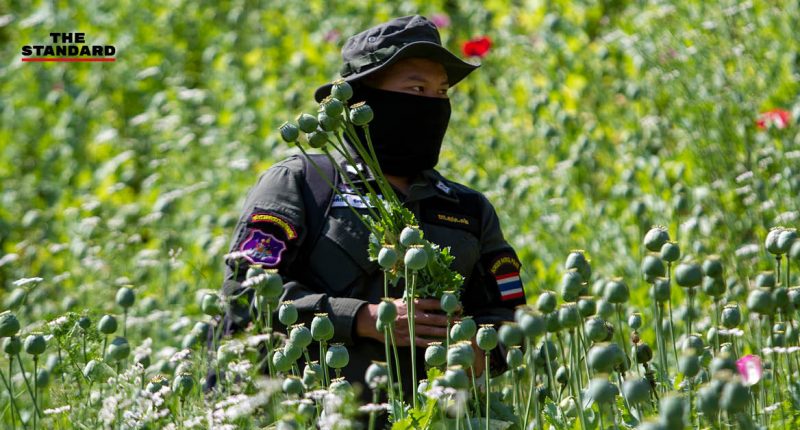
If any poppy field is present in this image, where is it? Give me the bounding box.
[2,0,800,429]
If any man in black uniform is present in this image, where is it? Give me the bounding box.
[221,14,527,400]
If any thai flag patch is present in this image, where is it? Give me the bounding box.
[496,272,524,301]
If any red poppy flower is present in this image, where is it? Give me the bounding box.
[756,109,791,130]
[462,36,492,58]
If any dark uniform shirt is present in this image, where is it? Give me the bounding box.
[220,153,527,399]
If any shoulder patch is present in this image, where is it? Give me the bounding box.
[488,252,524,301]
[239,230,286,267]
[249,212,297,240]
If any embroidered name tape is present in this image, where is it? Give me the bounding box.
[331,193,384,209]
[435,213,471,227]
[250,213,297,240]
[239,230,286,267]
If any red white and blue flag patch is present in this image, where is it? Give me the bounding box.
[496,272,524,300]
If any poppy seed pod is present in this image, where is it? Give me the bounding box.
[349,102,374,126]
[577,296,597,318]
[721,304,741,328]
[425,342,446,366]
[106,336,130,362]
[558,304,580,329]
[279,122,300,143]
[172,372,195,398]
[679,354,701,378]
[535,340,557,366]
[365,361,388,388]
[747,288,776,316]
[296,113,318,133]
[24,333,46,356]
[536,291,557,314]
[660,395,686,429]
[399,226,422,246]
[635,343,653,363]
[603,278,629,304]
[660,241,681,263]
[259,270,284,299]
[628,313,643,330]
[325,343,349,369]
[702,276,726,297]
[476,325,498,351]
[702,256,724,279]
[674,263,702,288]
[331,79,353,102]
[585,318,607,343]
[560,270,583,302]
[444,366,469,389]
[623,378,651,404]
[447,342,475,367]
[556,365,569,385]
[777,229,798,254]
[115,286,135,309]
[377,299,397,324]
[440,291,459,315]
[322,97,344,117]
[98,314,118,334]
[720,380,750,412]
[404,246,428,271]
[588,378,618,404]
[3,336,22,355]
[765,228,784,255]
[272,348,294,373]
[317,111,340,132]
[278,302,298,326]
[307,130,329,149]
[289,324,312,348]
[0,311,20,337]
[201,293,224,316]
[284,341,303,361]
[790,241,800,261]
[696,384,721,417]
[506,347,524,368]
[564,250,591,282]
[303,361,322,387]
[499,323,523,346]
[283,376,305,396]
[519,312,546,338]
[311,314,334,341]
[78,316,91,330]
[755,271,776,289]
[459,317,477,340]
[644,226,670,252]
[642,254,666,282]
[377,246,398,269]
[329,377,351,393]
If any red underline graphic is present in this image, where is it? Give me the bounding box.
[22,57,116,62]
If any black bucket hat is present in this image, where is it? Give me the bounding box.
[314,15,480,102]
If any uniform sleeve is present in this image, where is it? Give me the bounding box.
[220,156,367,345]
[461,192,529,375]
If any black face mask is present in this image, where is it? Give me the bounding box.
[346,84,451,177]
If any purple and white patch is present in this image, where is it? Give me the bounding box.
[239,230,286,267]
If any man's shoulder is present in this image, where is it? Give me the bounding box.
[430,170,490,203]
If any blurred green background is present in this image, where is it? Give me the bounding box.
[1,0,799,318]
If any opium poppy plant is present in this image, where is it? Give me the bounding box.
[462,36,492,58]
[756,108,791,130]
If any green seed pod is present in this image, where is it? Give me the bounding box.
[329,377,351,393]
[24,333,46,356]
[790,241,800,261]
[702,256,723,279]
[696,384,721,417]
[377,246,398,269]
[0,311,21,337]
[365,361,388,388]
[440,291,459,315]
[720,380,750,412]
[106,336,130,362]
[535,340,557,366]
[135,352,151,369]
[83,359,113,382]
[774,287,790,312]
[279,122,300,143]
[644,227,670,252]
[623,378,651,404]
[603,278,629,304]
[519,312,546,338]
[682,335,704,355]
[331,80,353,102]
[558,304,580,329]
[116,286,136,309]
[636,343,653,363]
[444,366,469,389]
[192,321,210,339]
[588,378,618,404]
[559,396,578,418]
[272,348,294,373]
[35,367,50,388]
[303,362,322,388]
[564,250,591,282]
[296,113,318,133]
[172,372,195,398]
[317,111,340,132]
[556,365,569,385]
[310,313,334,341]
[298,401,316,419]
[278,302,298,326]
[577,296,596,318]
[306,130,328,149]
[476,325,498,351]
[679,354,700,377]
[201,293,224,316]
[322,97,344,117]
[765,227,784,255]
[259,270,284,299]
[747,288,776,315]
[459,317,477,340]
[545,312,561,333]
[399,226,422,246]
[651,277,671,302]
[642,255,666,282]
[5,288,27,310]
[702,276,726,297]
[596,299,615,319]
[283,376,304,396]
[506,347,524,368]
[78,316,91,330]
[245,264,264,279]
[181,333,199,349]
[447,342,475,367]
[404,246,428,271]
[146,376,167,393]
[425,342,446,366]
[585,318,607,343]
[660,395,686,430]
[325,343,349,369]
[675,263,702,288]
[560,270,583,302]
[628,313,643,330]
[588,344,619,374]
[290,324,312,348]
[721,304,741,328]
[349,102,374,126]
[3,336,22,355]
[660,241,681,263]
[755,271,776,289]
[709,354,737,376]
[45,354,60,374]
[499,323,523,346]
[536,291,557,314]
[284,341,303,361]
[448,321,466,342]
[377,299,397,324]
[98,314,118,334]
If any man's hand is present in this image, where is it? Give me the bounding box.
[356,298,456,348]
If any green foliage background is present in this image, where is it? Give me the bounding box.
[1,0,799,317]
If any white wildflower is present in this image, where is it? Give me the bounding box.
[765,403,780,413]
[735,244,760,258]
[13,277,43,286]
[170,348,192,363]
[44,405,71,415]
[228,360,252,375]
[358,403,390,414]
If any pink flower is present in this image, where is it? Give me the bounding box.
[462,36,492,58]
[324,29,340,43]
[736,355,762,386]
[429,13,450,28]
[756,109,791,130]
